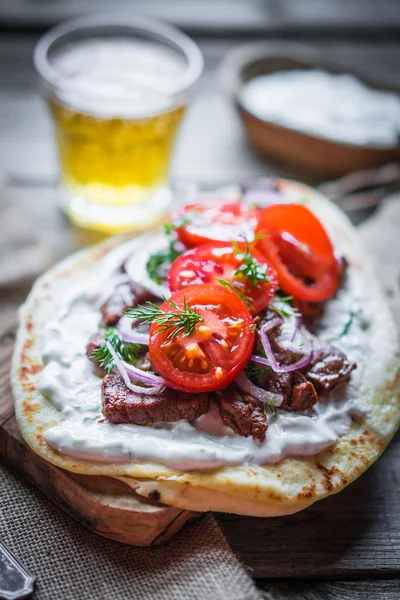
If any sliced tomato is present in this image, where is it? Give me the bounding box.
[149,284,255,393]
[174,201,259,247]
[255,203,339,302]
[168,242,277,315]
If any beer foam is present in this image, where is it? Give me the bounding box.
[50,38,187,118]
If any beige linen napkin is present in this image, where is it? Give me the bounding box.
[0,183,264,600]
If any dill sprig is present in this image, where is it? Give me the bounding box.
[91,327,140,373]
[127,297,202,339]
[232,240,270,287]
[245,361,278,418]
[245,361,270,386]
[265,403,278,418]
[146,240,182,285]
[329,309,357,342]
[340,311,355,338]
[217,278,253,309]
[146,219,189,285]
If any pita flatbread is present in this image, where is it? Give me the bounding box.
[12,180,400,516]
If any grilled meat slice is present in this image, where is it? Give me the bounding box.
[301,343,356,394]
[288,372,318,411]
[86,331,104,364]
[257,309,355,395]
[261,370,317,412]
[101,282,155,326]
[217,384,268,442]
[102,374,209,425]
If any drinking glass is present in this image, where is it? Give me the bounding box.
[34,15,203,233]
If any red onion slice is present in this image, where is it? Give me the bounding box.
[250,354,272,367]
[105,341,164,395]
[123,361,166,387]
[259,326,312,373]
[106,340,190,394]
[95,273,131,308]
[118,315,149,346]
[290,315,301,342]
[236,372,282,407]
[262,316,282,334]
[279,315,303,353]
[125,248,170,300]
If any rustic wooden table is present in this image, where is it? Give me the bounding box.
[1,3,400,597]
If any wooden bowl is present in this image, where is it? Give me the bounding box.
[220,42,400,180]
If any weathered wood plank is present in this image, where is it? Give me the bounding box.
[217,432,400,578]
[0,321,17,425]
[0,320,197,546]
[218,196,400,578]
[261,579,400,600]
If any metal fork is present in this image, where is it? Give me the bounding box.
[0,540,35,600]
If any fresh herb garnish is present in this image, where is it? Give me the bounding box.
[270,295,298,318]
[329,309,357,342]
[128,296,202,339]
[245,362,279,418]
[91,327,140,373]
[340,312,355,338]
[245,361,270,386]
[264,402,278,418]
[232,239,270,287]
[146,218,189,285]
[217,278,253,309]
[146,240,182,285]
[163,217,190,236]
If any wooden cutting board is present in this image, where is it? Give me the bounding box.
[0,321,197,547]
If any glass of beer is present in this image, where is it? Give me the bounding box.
[34,15,203,233]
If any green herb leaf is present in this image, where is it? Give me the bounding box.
[264,402,278,418]
[127,296,203,339]
[232,238,270,287]
[91,327,140,373]
[245,361,270,386]
[163,217,190,236]
[146,240,182,285]
[217,278,253,309]
[270,295,298,318]
[245,362,278,418]
[329,309,357,342]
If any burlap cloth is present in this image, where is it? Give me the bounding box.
[0,465,263,600]
[0,184,264,600]
[1,182,399,600]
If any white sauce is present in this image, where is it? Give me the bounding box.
[124,235,170,299]
[239,69,400,147]
[39,234,368,470]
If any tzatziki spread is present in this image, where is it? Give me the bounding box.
[239,69,400,147]
[38,231,368,471]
